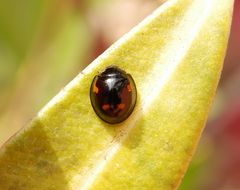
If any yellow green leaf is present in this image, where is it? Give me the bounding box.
[0,0,233,190]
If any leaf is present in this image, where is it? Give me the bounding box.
[0,0,233,189]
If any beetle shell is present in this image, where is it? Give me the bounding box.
[90,66,137,124]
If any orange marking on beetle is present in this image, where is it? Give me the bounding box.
[127,84,132,92]
[102,104,110,111]
[93,84,99,94]
[118,103,125,109]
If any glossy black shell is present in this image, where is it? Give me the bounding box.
[90,66,137,124]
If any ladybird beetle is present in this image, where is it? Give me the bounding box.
[90,66,137,124]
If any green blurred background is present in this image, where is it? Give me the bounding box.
[0,0,239,189]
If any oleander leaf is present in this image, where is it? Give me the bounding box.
[0,0,233,190]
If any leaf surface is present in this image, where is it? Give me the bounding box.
[0,0,233,189]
